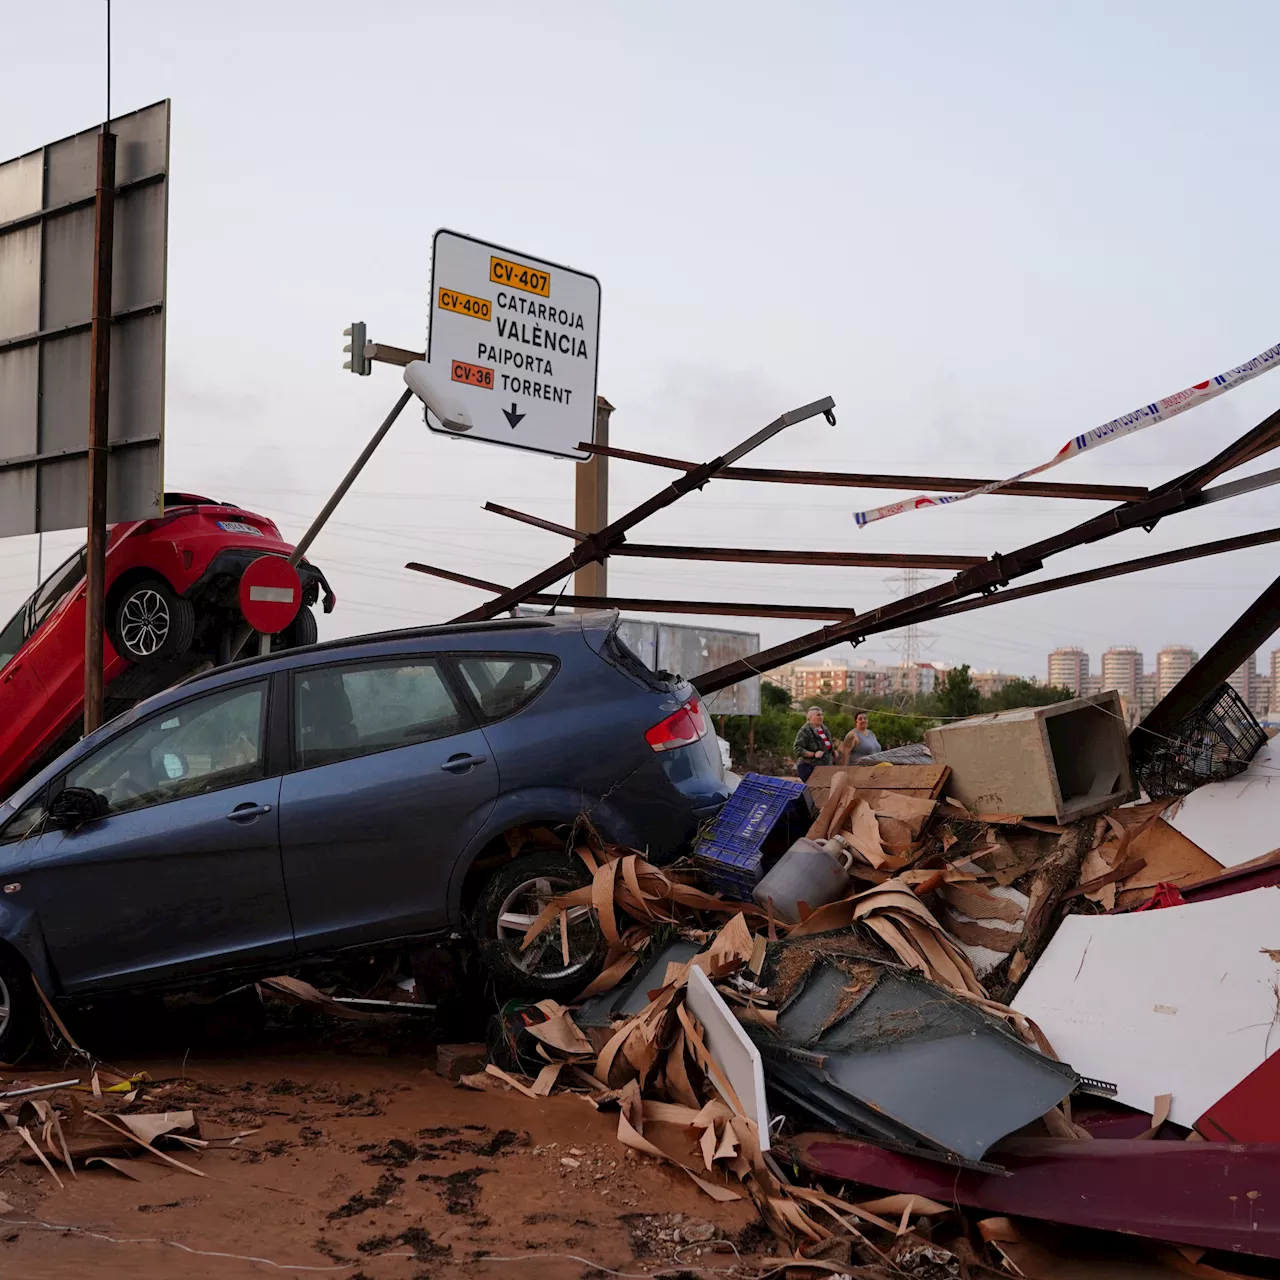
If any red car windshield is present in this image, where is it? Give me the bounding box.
[0,547,86,671]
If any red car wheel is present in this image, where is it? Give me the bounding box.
[111,579,196,664]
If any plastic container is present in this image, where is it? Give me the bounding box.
[752,838,853,924]
[694,773,814,899]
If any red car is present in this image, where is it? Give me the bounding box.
[0,493,334,800]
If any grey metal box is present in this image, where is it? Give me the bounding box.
[924,691,1136,822]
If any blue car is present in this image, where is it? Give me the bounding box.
[0,611,730,1058]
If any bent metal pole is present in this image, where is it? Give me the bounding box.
[232,388,414,660]
[451,396,837,623]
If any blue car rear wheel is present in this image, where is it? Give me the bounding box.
[474,851,607,997]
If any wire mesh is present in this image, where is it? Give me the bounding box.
[1132,682,1266,797]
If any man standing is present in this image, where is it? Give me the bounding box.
[793,706,835,782]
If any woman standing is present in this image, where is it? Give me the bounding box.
[793,706,835,782]
[841,711,882,764]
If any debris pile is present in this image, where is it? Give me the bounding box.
[0,1068,257,1187]
[469,703,1280,1275]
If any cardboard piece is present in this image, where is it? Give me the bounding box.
[1012,888,1280,1126]
[1114,820,1225,909]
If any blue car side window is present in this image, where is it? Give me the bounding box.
[64,682,267,816]
[456,655,555,721]
[293,659,464,769]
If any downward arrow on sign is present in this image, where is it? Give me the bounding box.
[503,402,525,429]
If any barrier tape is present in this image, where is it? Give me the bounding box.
[853,340,1280,527]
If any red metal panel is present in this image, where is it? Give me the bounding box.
[1196,1053,1280,1144]
[787,1131,1280,1257]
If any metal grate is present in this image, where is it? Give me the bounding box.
[1132,682,1266,798]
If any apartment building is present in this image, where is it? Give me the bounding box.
[1048,647,1089,695]
[1101,646,1143,700]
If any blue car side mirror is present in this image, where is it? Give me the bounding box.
[48,787,108,830]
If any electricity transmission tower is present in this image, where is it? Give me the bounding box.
[884,566,937,708]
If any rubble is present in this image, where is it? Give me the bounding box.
[459,686,1280,1273]
[5,686,1278,1277]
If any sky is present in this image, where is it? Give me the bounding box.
[2,1,1279,683]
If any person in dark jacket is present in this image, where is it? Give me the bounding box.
[793,706,835,782]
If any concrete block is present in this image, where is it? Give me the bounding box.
[434,1042,489,1081]
[924,691,1135,823]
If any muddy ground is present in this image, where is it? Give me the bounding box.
[0,1014,770,1280]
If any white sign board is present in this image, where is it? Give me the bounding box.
[426,230,601,460]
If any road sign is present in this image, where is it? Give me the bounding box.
[0,100,170,537]
[239,556,302,634]
[426,230,601,460]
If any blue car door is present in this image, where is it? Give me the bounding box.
[278,654,499,950]
[21,678,295,993]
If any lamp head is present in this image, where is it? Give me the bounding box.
[404,361,473,433]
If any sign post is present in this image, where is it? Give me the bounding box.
[575,397,614,603]
[83,126,116,735]
[424,231,601,460]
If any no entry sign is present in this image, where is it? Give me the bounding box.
[239,556,302,634]
[426,230,601,460]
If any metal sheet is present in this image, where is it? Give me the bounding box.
[0,150,42,222]
[788,1131,1280,1260]
[616,618,657,671]
[656,623,760,715]
[771,966,1077,1163]
[0,100,168,534]
[575,939,701,1029]
[615,619,760,712]
[0,223,40,340]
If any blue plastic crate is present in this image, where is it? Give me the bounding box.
[694,773,813,900]
[694,840,766,900]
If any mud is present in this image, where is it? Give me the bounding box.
[0,1030,762,1279]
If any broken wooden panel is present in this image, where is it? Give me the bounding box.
[925,693,1136,823]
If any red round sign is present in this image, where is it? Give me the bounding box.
[238,556,303,635]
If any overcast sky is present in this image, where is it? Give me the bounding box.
[3,1,1279,682]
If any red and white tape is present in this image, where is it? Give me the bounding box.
[853,341,1280,528]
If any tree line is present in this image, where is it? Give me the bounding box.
[716,666,1075,769]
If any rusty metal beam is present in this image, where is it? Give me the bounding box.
[576,441,1148,503]
[406,561,856,621]
[449,395,836,622]
[1135,570,1280,745]
[484,502,585,541]
[612,544,985,570]
[691,403,1280,693]
[929,526,1280,621]
[480,502,983,569]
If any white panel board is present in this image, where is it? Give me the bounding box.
[1163,737,1280,868]
[1012,887,1280,1126]
[686,964,771,1150]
